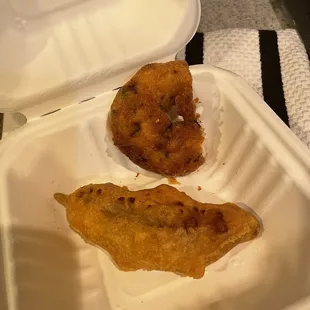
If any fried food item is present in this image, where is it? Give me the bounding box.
[110,60,205,176]
[54,183,261,279]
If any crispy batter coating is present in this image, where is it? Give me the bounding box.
[54,183,261,279]
[110,60,205,176]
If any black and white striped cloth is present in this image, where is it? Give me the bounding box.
[177,29,310,148]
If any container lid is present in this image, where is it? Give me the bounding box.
[0,0,200,115]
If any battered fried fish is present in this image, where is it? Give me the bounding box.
[54,183,261,279]
[110,60,205,176]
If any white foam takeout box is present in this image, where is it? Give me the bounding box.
[0,1,310,310]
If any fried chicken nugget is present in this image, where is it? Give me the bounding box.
[54,183,261,279]
[110,60,205,176]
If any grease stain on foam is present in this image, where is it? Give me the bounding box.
[167,177,180,185]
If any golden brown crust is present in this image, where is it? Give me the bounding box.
[110,60,205,176]
[54,183,261,279]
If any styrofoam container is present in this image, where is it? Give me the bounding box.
[1,1,310,310]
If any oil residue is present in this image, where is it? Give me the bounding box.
[167,177,180,185]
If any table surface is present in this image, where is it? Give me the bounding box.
[199,0,292,32]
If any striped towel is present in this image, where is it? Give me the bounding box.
[177,29,310,148]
